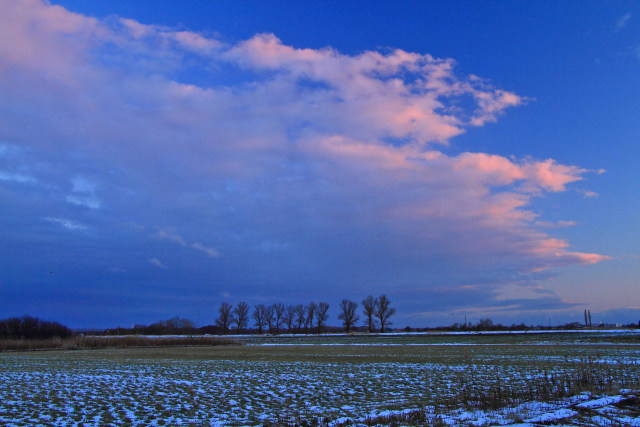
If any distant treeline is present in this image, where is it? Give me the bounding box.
[89,295,397,336]
[8,312,638,341]
[97,317,208,336]
[0,316,72,340]
[402,319,640,333]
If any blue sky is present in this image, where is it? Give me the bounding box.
[1,0,638,328]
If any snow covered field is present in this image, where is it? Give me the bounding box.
[0,333,638,426]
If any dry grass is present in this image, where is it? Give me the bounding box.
[268,364,640,427]
[435,358,640,411]
[0,335,238,352]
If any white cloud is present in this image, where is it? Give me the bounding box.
[153,229,187,246]
[66,195,101,209]
[0,171,37,183]
[148,257,168,269]
[67,176,101,209]
[191,242,221,258]
[154,229,220,258]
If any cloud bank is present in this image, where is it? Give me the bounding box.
[0,0,608,326]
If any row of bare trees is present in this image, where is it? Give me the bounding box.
[215,295,395,334]
[215,301,331,334]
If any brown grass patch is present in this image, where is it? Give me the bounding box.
[0,335,238,352]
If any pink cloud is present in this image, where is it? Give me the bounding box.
[0,0,98,82]
[227,33,521,144]
[453,153,586,193]
[454,153,525,185]
[524,159,585,192]
[0,0,608,295]
[567,252,611,265]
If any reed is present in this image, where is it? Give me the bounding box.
[0,335,237,351]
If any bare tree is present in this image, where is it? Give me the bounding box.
[156,317,194,330]
[253,304,267,334]
[215,302,233,333]
[232,301,249,332]
[294,304,306,332]
[305,302,317,333]
[285,305,296,333]
[314,302,330,333]
[375,294,395,332]
[273,303,285,334]
[362,295,377,333]
[338,299,359,333]
[477,318,493,330]
[265,304,275,334]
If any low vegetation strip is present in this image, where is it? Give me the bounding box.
[0,335,237,352]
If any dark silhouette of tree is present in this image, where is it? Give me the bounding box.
[153,317,194,331]
[362,295,377,333]
[375,294,395,332]
[477,318,493,330]
[305,302,317,333]
[314,302,330,333]
[0,316,71,339]
[294,304,306,332]
[233,301,249,332]
[338,299,359,332]
[285,305,296,333]
[253,304,267,334]
[216,302,233,334]
[265,304,275,334]
[273,303,285,334]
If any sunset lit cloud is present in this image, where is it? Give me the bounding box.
[0,0,626,327]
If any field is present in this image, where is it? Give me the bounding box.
[1,331,639,426]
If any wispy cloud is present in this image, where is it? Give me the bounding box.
[66,176,101,209]
[148,257,168,269]
[0,171,37,184]
[153,229,187,246]
[191,242,221,258]
[153,229,220,258]
[616,13,631,31]
[535,220,577,229]
[45,217,87,231]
